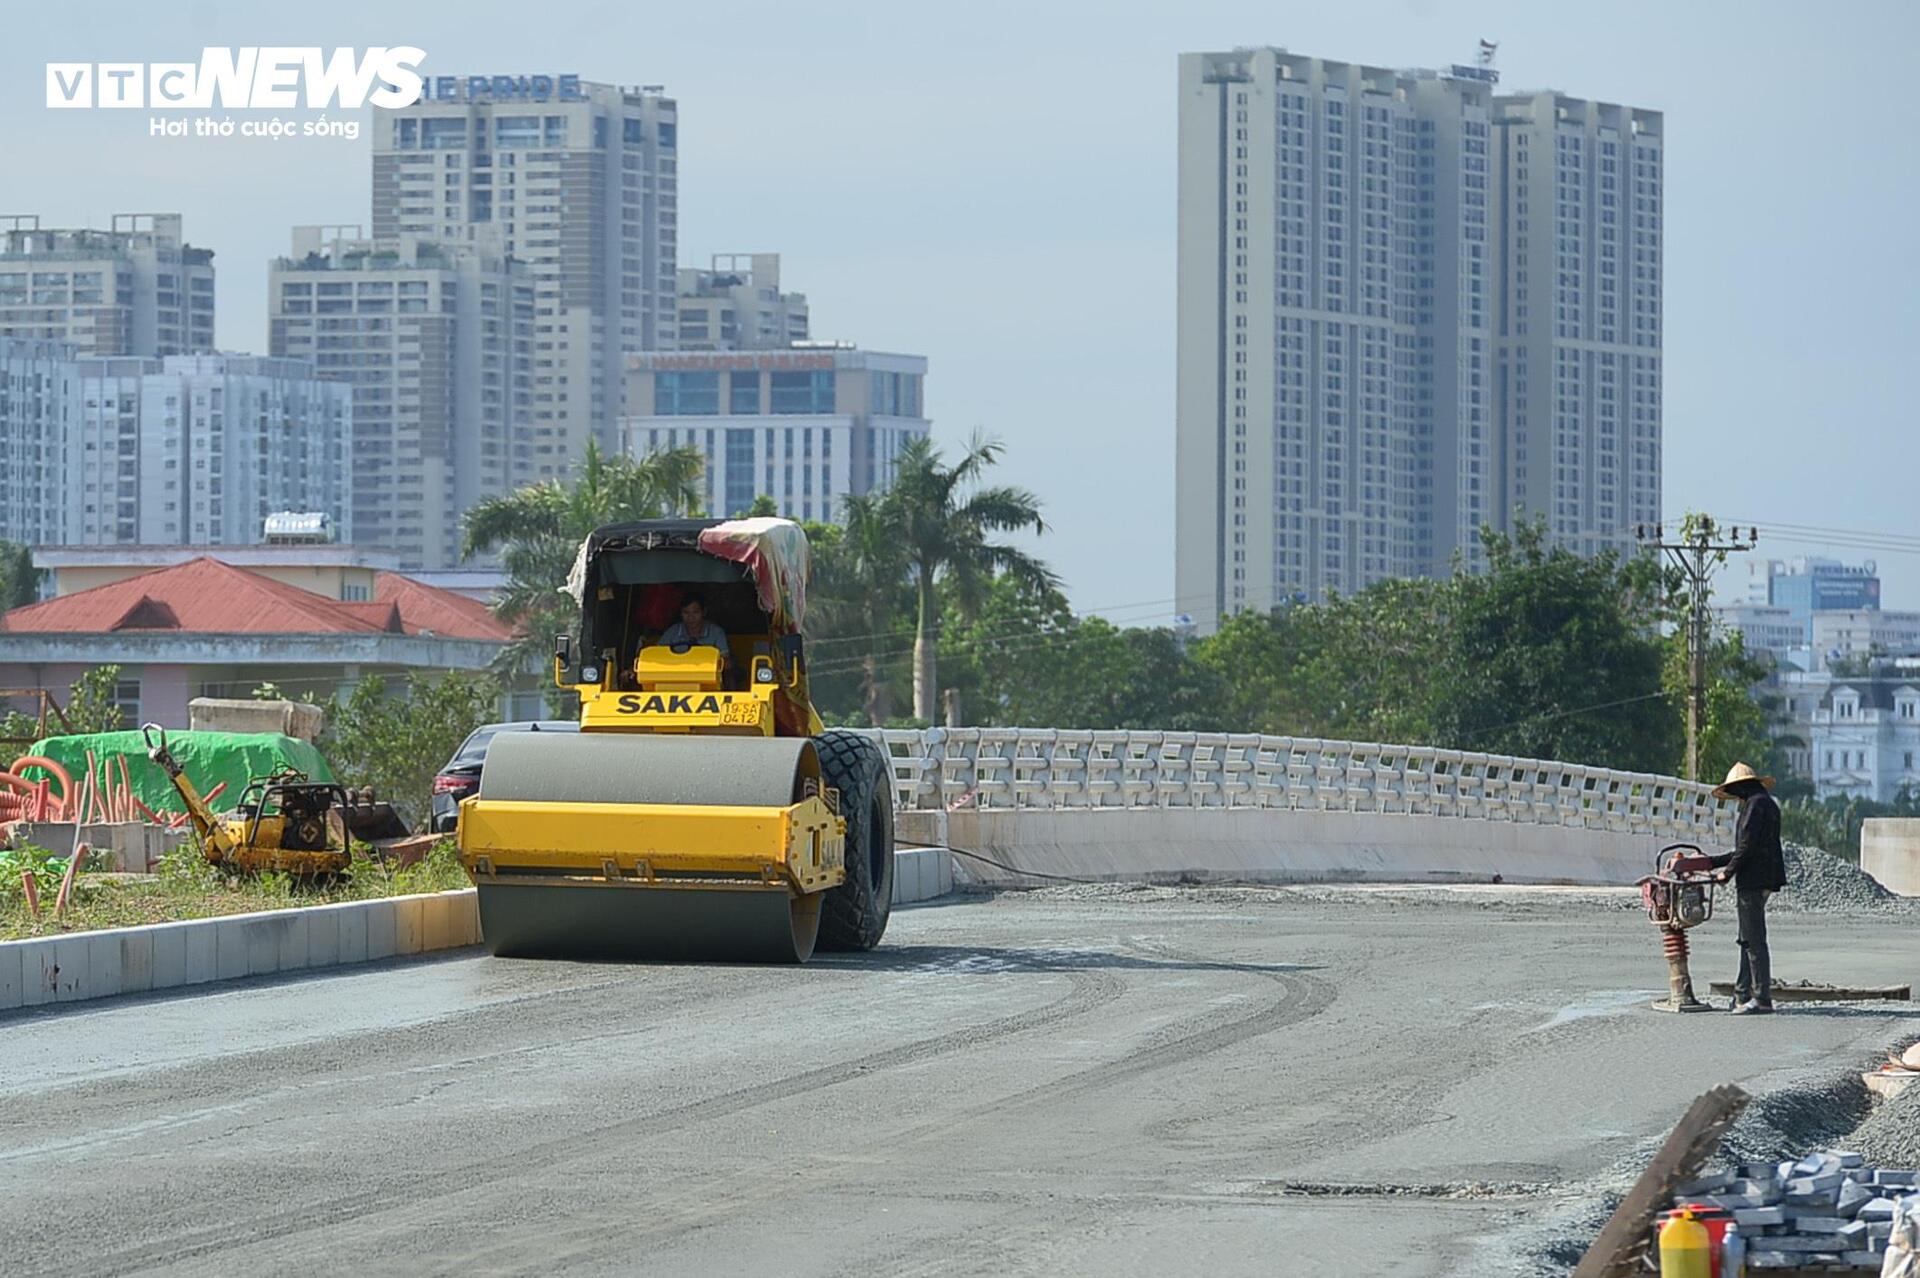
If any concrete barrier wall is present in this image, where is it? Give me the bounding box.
[0,889,482,1013]
[2,850,957,1013]
[934,807,1674,889]
[1862,819,1920,897]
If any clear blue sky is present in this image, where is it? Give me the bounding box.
[3,1,1914,619]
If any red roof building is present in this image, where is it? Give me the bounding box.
[0,558,523,727]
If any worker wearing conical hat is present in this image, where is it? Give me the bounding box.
[1706,762,1785,1014]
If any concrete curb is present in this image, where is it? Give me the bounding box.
[0,889,481,1012]
[2,850,959,1012]
[891,847,955,905]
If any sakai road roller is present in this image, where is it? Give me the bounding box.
[454,517,894,963]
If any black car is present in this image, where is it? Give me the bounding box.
[430,720,579,832]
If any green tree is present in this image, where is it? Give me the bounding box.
[64,665,128,734]
[804,496,913,725]
[1425,521,1677,771]
[0,541,37,610]
[744,494,780,518]
[462,441,705,680]
[321,671,502,827]
[886,433,1055,722]
[1665,629,1787,787]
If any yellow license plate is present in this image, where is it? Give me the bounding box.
[721,701,762,726]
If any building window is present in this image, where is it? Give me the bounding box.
[342,583,370,602]
[112,679,141,723]
[654,371,720,415]
[729,371,761,414]
[724,429,756,514]
[770,370,834,415]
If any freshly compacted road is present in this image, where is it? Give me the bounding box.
[3,884,1916,1276]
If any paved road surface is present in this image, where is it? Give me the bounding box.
[3,885,1916,1276]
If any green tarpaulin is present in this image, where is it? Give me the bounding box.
[12,731,336,816]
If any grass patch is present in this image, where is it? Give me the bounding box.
[0,838,471,942]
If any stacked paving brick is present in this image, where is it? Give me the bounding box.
[1672,1151,1918,1270]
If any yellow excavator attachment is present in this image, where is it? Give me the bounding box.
[458,731,846,963]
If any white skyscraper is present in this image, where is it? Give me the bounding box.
[1175,48,1661,629]
[372,78,677,478]
[269,229,533,568]
[0,214,215,358]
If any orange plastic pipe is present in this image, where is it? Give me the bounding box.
[8,755,72,814]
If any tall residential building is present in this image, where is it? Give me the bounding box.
[1491,91,1663,559]
[0,214,215,356]
[1175,48,1661,628]
[619,345,928,522]
[0,338,71,546]
[674,254,809,350]
[269,228,533,569]
[371,80,678,477]
[0,338,350,548]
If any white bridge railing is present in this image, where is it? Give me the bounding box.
[873,728,1734,844]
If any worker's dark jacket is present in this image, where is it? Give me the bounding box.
[1709,791,1787,891]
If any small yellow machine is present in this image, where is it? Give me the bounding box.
[143,723,416,877]
[455,518,895,963]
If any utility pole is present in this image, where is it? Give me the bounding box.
[1636,516,1758,782]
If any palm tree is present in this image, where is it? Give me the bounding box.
[886,433,1055,722]
[462,440,704,674]
[808,493,911,724]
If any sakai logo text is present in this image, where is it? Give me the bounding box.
[46,49,426,109]
[617,694,736,715]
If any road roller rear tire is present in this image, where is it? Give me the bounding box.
[815,729,893,951]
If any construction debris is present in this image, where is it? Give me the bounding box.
[1667,1152,1919,1270]
[1708,979,1914,1003]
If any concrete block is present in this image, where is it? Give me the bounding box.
[1842,1251,1883,1266]
[392,897,424,955]
[1835,1219,1868,1245]
[1828,1150,1865,1168]
[149,922,187,989]
[306,908,339,969]
[362,899,396,962]
[1871,1221,1893,1241]
[1701,1192,1768,1209]
[1761,1233,1848,1252]
[86,931,122,999]
[119,929,154,995]
[932,850,954,896]
[1745,1250,1793,1268]
[1858,1197,1897,1221]
[1732,1206,1786,1227]
[18,939,56,1006]
[242,915,282,976]
[182,920,216,984]
[336,904,369,965]
[1790,1215,1848,1233]
[447,892,479,947]
[1787,1171,1843,1194]
[214,915,251,981]
[273,913,310,973]
[1877,1170,1918,1188]
[421,893,452,953]
[0,941,23,1010]
[1836,1178,1871,1217]
[50,933,92,1002]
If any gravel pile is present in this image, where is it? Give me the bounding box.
[1775,842,1915,915]
[1851,1077,1920,1170]
[1719,1068,1875,1165]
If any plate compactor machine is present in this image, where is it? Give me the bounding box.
[455,517,894,963]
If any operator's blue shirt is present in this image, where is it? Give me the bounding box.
[660,620,729,659]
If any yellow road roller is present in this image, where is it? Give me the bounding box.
[455,517,893,963]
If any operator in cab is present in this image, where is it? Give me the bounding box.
[660,592,729,671]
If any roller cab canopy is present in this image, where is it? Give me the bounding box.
[561,516,822,737]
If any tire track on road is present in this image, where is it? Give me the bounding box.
[49,966,1126,1278]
